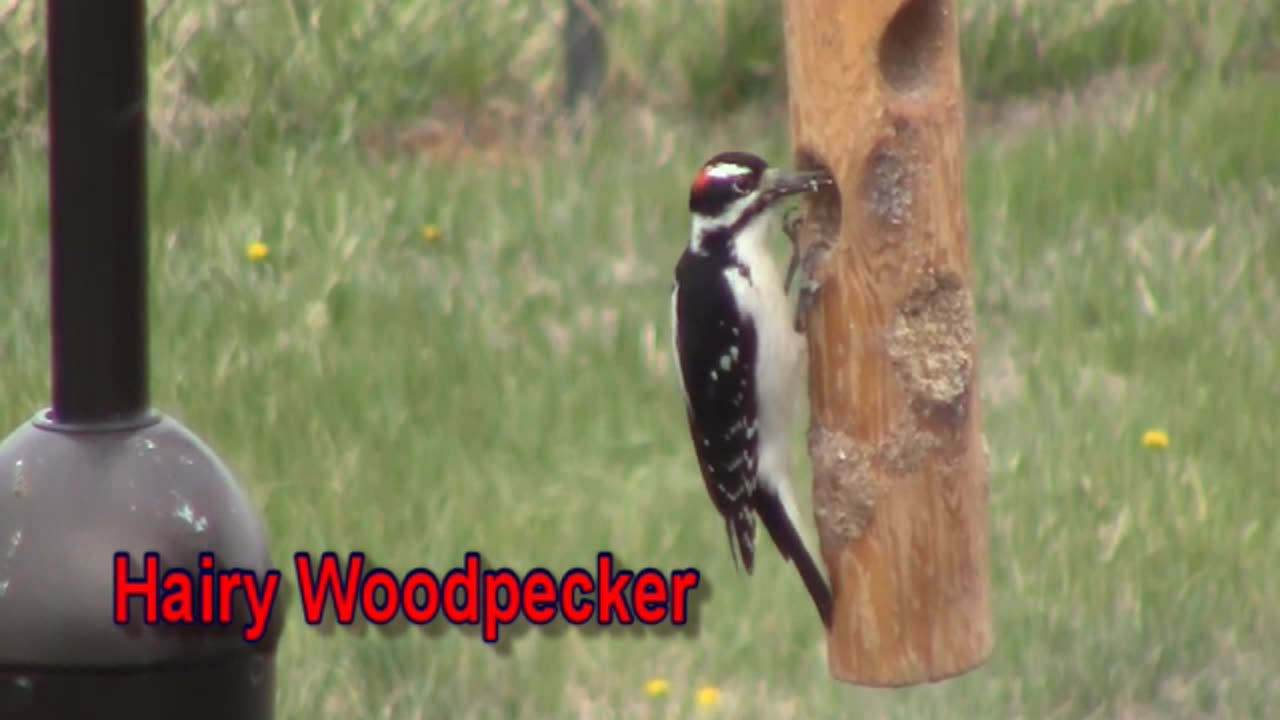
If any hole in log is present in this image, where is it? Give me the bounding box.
[795,147,842,243]
[879,0,947,95]
[863,116,924,250]
[866,145,912,229]
[810,414,930,551]
[886,270,974,415]
[809,426,877,550]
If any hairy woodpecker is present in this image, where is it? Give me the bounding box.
[670,150,834,628]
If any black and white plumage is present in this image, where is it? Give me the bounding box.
[670,151,834,628]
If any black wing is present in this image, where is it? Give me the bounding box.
[673,250,762,573]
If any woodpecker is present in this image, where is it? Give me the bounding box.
[670,150,834,628]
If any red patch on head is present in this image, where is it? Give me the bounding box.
[691,167,714,195]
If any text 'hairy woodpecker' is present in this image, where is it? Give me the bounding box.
[670,150,834,629]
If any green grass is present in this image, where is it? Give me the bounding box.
[3,1,1279,718]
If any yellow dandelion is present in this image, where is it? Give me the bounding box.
[1141,429,1169,449]
[644,678,670,698]
[246,242,270,262]
[421,224,442,243]
[695,686,722,708]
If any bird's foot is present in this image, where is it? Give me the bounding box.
[793,237,833,334]
[782,206,805,296]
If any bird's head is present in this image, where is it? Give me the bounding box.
[688,151,831,238]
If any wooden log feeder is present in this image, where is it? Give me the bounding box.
[781,0,994,686]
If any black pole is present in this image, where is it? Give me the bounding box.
[47,0,150,428]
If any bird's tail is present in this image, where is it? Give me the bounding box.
[724,505,757,574]
[753,489,834,629]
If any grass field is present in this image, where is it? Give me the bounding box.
[2,1,1279,718]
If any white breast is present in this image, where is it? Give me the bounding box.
[722,216,804,492]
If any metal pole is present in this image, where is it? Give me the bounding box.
[47,0,150,428]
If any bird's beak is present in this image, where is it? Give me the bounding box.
[760,168,834,205]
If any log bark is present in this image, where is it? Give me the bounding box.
[781,0,994,686]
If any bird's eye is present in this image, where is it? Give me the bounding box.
[732,180,748,194]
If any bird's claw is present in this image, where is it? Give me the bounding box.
[781,206,830,333]
[793,238,832,334]
[782,207,804,295]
